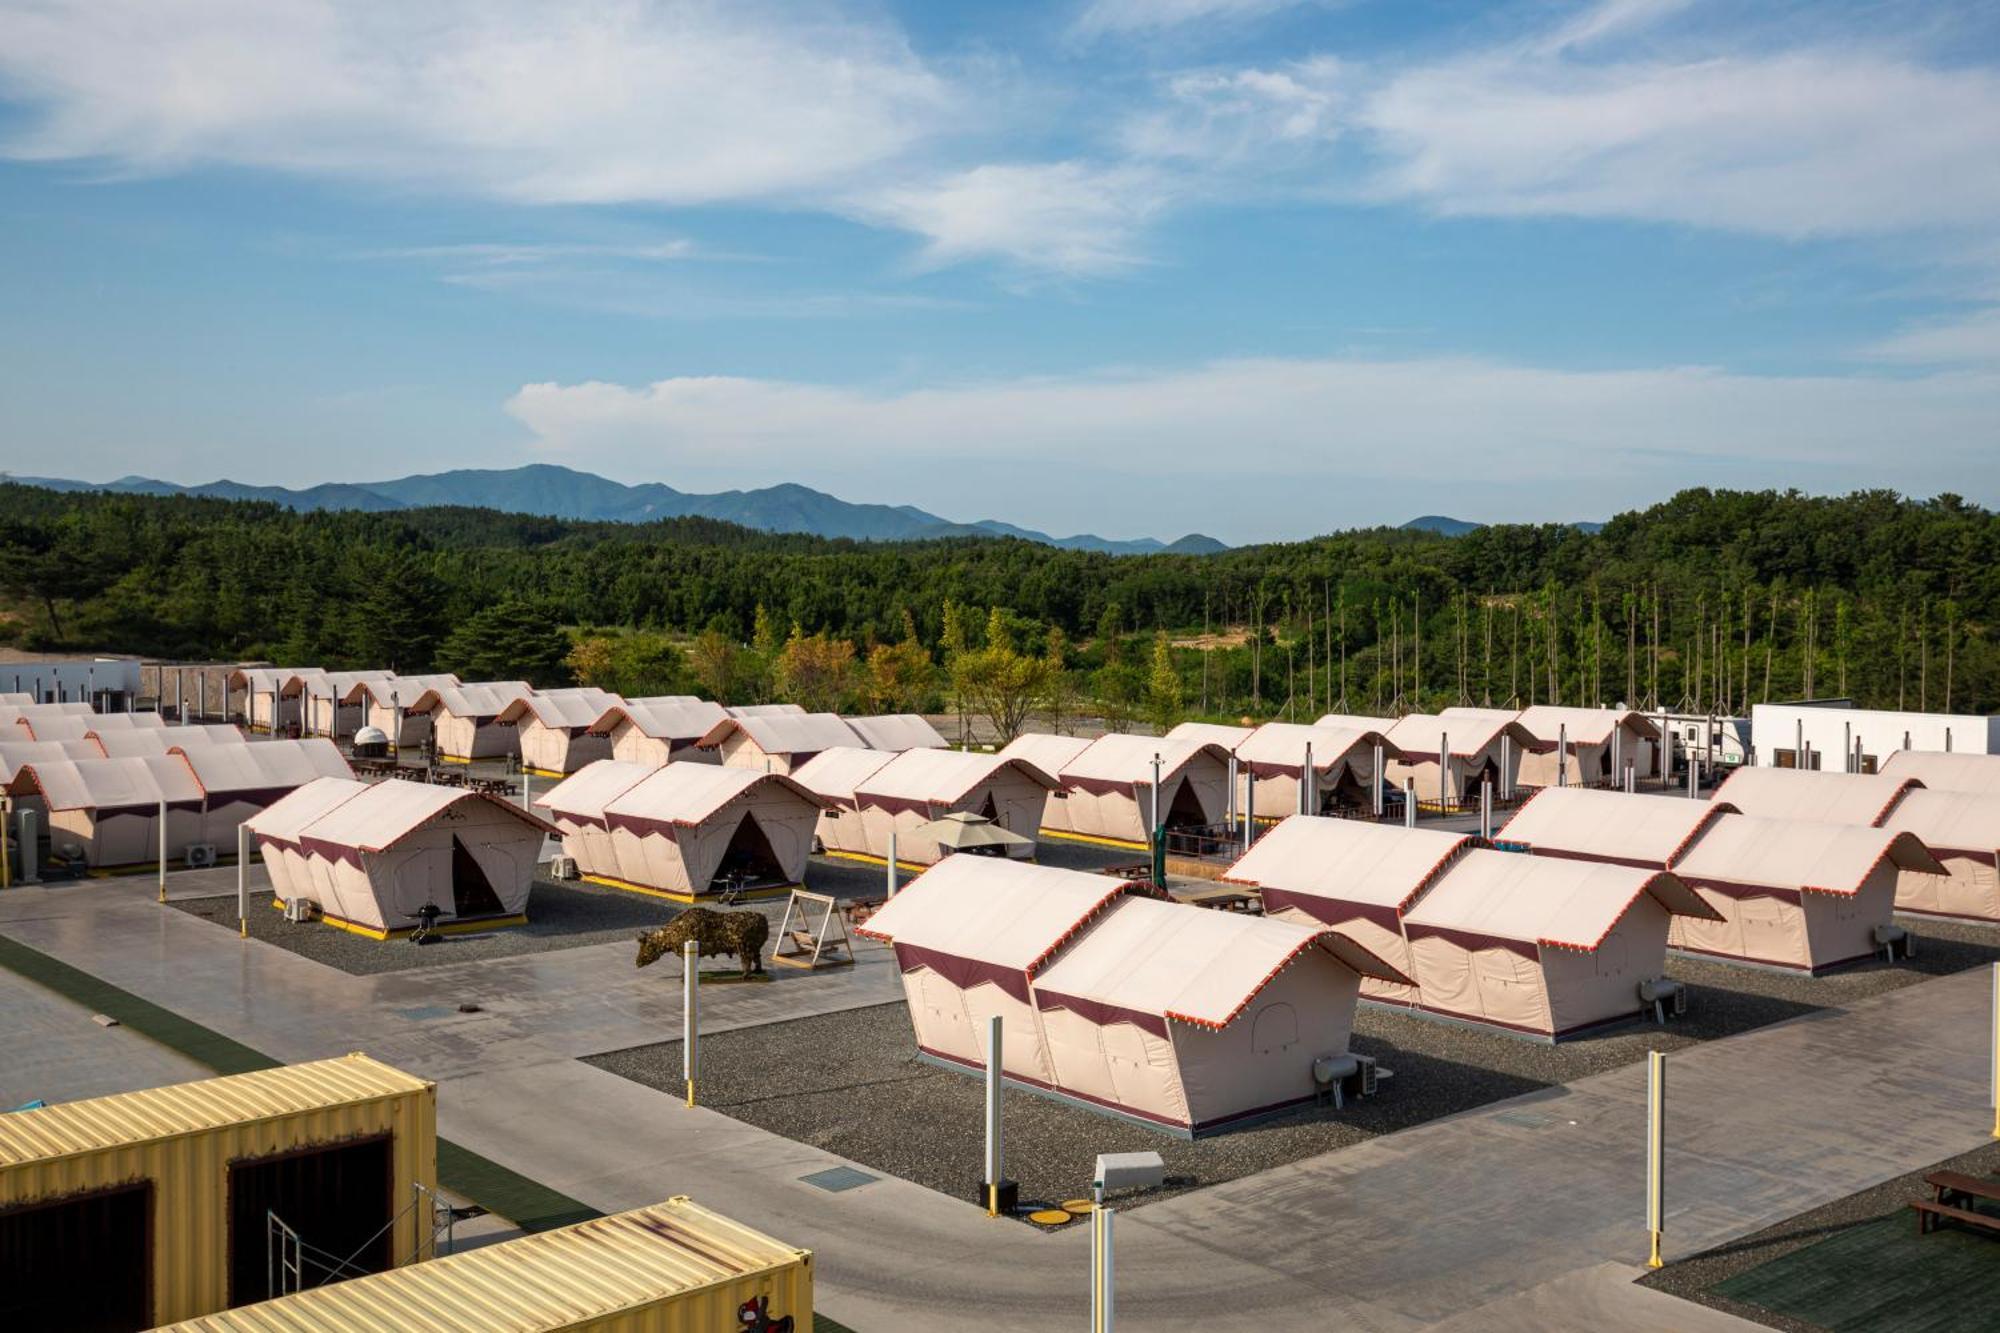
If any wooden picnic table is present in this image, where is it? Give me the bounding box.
[1912,1170,2000,1237]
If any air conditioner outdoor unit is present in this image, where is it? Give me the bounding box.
[282,898,320,924]
[1638,977,1687,1023]
[548,854,578,881]
[185,843,217,869]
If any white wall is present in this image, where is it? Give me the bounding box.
[1751,704,2000,770]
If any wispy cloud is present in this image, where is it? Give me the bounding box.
[1073,0,1317,39]
[356,240,703,266]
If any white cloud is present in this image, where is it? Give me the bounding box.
[358,240,701,266]
[1124,59,1343,161]
[0,0,953,206]
[1074,0,1312,38]
[846,162,1175,274]
[1862,308,2000,368]
[505,355,2000,540]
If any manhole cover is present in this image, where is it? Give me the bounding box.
[1028,1209,1073,1227]
[799,1166,878,1193]
[1062,1199,1096,1214]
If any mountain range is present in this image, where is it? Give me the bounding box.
[5,465,1228,556]
[1401,514,1606,536]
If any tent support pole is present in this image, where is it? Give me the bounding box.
[157,799,168,903]
[683,940,699,1108]
[237,823,249,938]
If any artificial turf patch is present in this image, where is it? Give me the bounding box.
[1713,1207,2000,1331]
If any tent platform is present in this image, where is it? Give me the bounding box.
[269,898,529,941]
[1036,829,1149,852]
[580,873,798,905]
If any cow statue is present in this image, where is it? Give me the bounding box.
[636,907,770,980]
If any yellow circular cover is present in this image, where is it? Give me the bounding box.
[1027,1209,1074,1226]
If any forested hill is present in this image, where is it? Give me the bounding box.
[0,482,1994,716]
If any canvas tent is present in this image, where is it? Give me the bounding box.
[790,747,899,858]
[1711,767,1920,827]
[347,675,462,751]
[228,667,306,732]
[696,712,865,775]
[536,759,827,900]
[406,681,535,762]
[301,670,395,739]
[1315,712,1399,731]
[247,777,552,937]
[1499,786,1938,972]
[586,696,729,767]
[495,687,622,776]
[1497,706,1661,786]
[1165,722,1257,749]
[90,723,244,758]
[5,756,206,868]
[1879,750,2000,798]
[1382,712,1537,806]
[819,747,1056,866]
[843,714,948,753]
[1028,734,1232,848]
[1234,722,1397,819]
[1881,788,2000,922]
[727,703,807,718]
[12,713,96,742]
[0,739,102,784]
[1224,816,1478,1007]
[172,738,354,844]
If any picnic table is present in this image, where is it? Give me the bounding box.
[1173,885,1263,914]
[1912,1170,2000,1237]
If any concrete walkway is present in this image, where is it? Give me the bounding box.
[4,874,1992,1329]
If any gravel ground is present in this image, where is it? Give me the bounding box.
[584,918,2000,1222]
[170,878,683,975]
[1638,1139,2000,1332]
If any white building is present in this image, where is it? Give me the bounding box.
[1750,702,2000,772]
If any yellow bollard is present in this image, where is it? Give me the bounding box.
[1646,1050,1666,1268]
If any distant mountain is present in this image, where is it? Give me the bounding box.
[5,464,1226,556]
[1401,514,1604,537]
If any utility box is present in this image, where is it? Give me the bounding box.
[0,1053,436,1329]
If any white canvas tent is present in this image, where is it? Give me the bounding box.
[1165,722,1256,749]
[495,687,622,776]
[1030,893,1405,1133]
[347,674,462,751]
[301,670,396,739]
[228,667,306,732]
[90,723,244,758]
[406,681,535,762]
[1500,706,1661,786]
[1711,767,1921,827]
[1315,712,1399,731]
[1224,816,1478,1007]
[1383,712,1537,806]
[996,733,1094,835]
[0,739,102,784]
[1881,788,2000,923]
[537,759,827,901]
[1027,733,1232,849]
[791,747,898,858]
[586,696,729,767]
[846,748,1055,866]
[1497,787,1733,868]
[5,755,206,869]
[1234,722,1397,819]
[1879,751,2000,798]
[695,712,865,775]
[172,738,354,847]
[727,703,807,718]
[247,776,552,937]
[12,713,95,742]
[844,714,948,752]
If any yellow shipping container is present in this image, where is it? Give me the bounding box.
[155,1196,814,1332]
[0,1053,436,1330]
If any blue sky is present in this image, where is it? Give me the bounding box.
[2,0,1998,544]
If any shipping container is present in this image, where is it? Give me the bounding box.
[0,1053,435,1330]
[153,1196,813,1332]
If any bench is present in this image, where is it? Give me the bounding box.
[1913,1170,2000,1236]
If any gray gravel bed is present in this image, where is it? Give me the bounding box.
[1637,1139,2000,1331]
[584,919,2000,1221]
[170,878,683,975]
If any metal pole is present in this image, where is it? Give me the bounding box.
[1687,756,1698,798]
[1438,732,1449,813]
[683,939,699,1107]
[1225,753,1238,831]
[1843,721,1852,774]
[1991,962,1999,1140]
[1300,741,1313,815]
[1795,719,1803,768]
[1500,733,1513,801]
[1,798,10,890]
[1947,727,1955,754]
[1557,722,1568,788]
[1371,742,1384,817]
[520,769,532,812]
[1093,1202,1116,1333]
[157,799,169,902]
[1150,752,1165,886]
[984,1014,1005,1216]
[1611,726,1621,787]
[1625,762,1636,794]
[1479,779,1492,841]
[176,668,185,724]
[237,823,250,937]
[1404,778,1417,828]
[1242,771,1255,849]
[1647,1050,1666,1267]
[887,828,899,896]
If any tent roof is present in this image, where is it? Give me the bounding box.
[854,856,1139,972]
[301,670,395,700]
[694,712,863,755]
[286,777,554,851]
[1315,712,1399,731]
[1236,721,1393,772]
[494,687,622,729]
[1164,722,1256,749]
[244,776,371,844]
[1405,850,1718,949]
[1884,788,2000,857]
[228,667,297,692]
[726,703,806,718]
[1879,751,2000,799]
[587,696,729,742]
[406,681,534,719]
[997,732,1094,775]
[84,713,168,732]
[345,673,462,706]
[0,702,95,724]
[533,760,661,821]
[14,714,92,741]
[0,740,101,783]
[1223,816,1474,909]
[93,724,244,757]
[1383,712,1538,758]
[1058,734,1229,785]
[789,747,899,803]
[604,762,830,826]
[278,668,332,697]
[172,738,352,796]
[857,748,1059,805]
[1675,815,1944,893]
[844,714,948,752]
[1508,705,1661,745]
[8,755,204,811]
[1035,895,1410,1030]
[1711,768,1919,827]
[1497,788,1734,866]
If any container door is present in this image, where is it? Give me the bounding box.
[228,1136,393,1305]
[0,1183,151,1332]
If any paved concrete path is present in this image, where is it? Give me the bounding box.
[6,873,1991,1329]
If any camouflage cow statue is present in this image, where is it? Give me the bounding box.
[636,907,771,980]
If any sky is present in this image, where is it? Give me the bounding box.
[1,0,1998,545]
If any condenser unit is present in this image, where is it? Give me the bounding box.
[548,855,578,881]
[1638,977,1687,1023]
[282,898,320,924]
[184,843,218,869]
